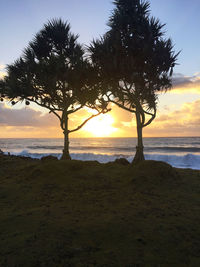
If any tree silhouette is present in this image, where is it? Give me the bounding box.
[0,80,5,102]
[3,19,109,160]
[89,0,179,163]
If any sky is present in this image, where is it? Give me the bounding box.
[0,0,200,138]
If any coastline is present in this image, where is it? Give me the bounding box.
[0,137,200,170]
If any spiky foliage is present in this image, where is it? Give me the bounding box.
[4,19,109,159]
[0,80,5,102]
[89,0,179,163]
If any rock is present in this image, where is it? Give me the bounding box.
[0,149,4,154]
[114,158,130,165]
[41,155,58,161]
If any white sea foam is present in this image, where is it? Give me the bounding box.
[1,137,200,170]
[7,150,200,170]
[145,153,200,170]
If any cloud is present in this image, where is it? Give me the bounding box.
[145,99,200,136]
[172,73,200,94]
[0,103,93,129]
[0,96,199,138]
[0,103,62,138]
[0,64,6,79]
[110,104,134,128]
[0,103,58,127]
[0,103,110,137]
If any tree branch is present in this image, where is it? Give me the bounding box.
[143,107,156,127]
[107,96,136,113]
[140,108,145,125]
[69,109,110,133]
[143,109,154,116]
[67,104,83,114]
[26,97,62,121]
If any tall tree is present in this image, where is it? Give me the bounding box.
[3,19,109,160]
[89,0,179,163]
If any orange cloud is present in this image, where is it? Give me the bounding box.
[0,103,61,138]
[144,99,200,136]
[171,73,200,94]
[0,96,199,138]
[0,103,115,138]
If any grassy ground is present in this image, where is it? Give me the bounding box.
[0,154,200,266]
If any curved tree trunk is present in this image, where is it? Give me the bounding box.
[60,114,71,160]
[132,109,145,164]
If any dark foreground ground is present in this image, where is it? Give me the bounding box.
[0,154,200,266]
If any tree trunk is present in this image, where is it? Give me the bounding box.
[60,114,71,160]
[132,110,145,164]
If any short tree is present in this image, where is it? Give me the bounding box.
[89,0,179,163]
[3,19,109,160]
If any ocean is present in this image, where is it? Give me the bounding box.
[0,137,200,170]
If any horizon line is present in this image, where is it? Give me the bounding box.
[0,136,199,139]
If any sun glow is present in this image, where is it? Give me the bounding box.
[83,113,117,137]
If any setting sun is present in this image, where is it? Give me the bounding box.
[83,113,117,137]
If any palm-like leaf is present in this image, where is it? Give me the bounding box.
[89,0,179,163]
[3,18,110,160]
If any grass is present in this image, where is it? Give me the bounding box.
[0,154,200,266]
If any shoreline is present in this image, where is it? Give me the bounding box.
[1,151,200,171]
[1,137,199,171]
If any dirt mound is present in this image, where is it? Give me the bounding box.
[114,158,130,165]
[132,160,179,186]
[41,155,58,161]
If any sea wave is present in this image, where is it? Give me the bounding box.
[7,150,200,170]
[27,145,200,153]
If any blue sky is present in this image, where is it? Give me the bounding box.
[0,0,200,137]
[0,0,200,75]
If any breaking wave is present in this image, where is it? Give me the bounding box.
[7,150,200,170]
[26,145,200,153]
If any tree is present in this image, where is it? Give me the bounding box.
[2,19,109,160]
[89,0,179,163]
[0,80,4,102]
